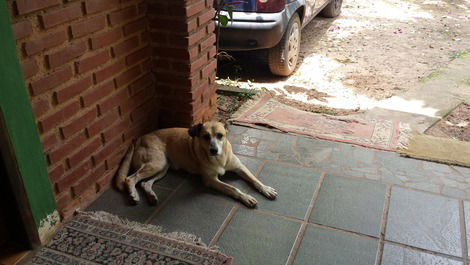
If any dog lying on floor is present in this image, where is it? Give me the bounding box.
[115,121,277,207]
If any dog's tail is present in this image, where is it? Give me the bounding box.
[115,142,135,192]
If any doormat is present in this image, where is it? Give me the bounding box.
[398,133,470,167]
[28,211,233,265]
[231,94,410,151]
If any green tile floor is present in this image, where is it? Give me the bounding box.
[88,125,470,265]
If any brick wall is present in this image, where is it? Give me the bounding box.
[7,0,217,220]
[148,0,217,127]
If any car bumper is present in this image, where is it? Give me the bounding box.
[218,10,289,51]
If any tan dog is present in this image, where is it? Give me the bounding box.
[115,121,277,207]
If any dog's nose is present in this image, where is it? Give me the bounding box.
[209,148,218,155]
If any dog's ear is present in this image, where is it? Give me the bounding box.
[188,123,203,137]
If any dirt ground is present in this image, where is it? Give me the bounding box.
[426,103,470,141]
[217,0,470,111]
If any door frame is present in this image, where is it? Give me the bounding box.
[0,0,58,246]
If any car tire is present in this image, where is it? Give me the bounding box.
[268,13,301,77]
[321,0,343,18]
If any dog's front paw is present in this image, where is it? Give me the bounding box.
[240,194,258,208]
[260,185,277,200]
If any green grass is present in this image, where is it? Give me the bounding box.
[450,50,470,59]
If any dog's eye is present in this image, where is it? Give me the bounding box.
[216,133,223,139]
[203,134,211,141]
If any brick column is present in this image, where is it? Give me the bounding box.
[148,0,217,127]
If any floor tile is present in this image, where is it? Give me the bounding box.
[253,162,322,219]
[293,225,378,265]
[148,182,233,243]
[463,201,470,257]
[386,187,461,256]
[310,175,386,237]
[381,243,463,265]
[87,186,172,223]
[217,208,300,265]
[154,169,187,189]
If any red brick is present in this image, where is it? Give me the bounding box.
[186,1,205,17]
[108,6,137,26]
[76,50,111,74]
[58,198,81,220]
[102,118,130,142]
[200,34,216,51]
[105,149,125,170]
[187,29,206,46]
[205,0,214,7]
[16,0,61,15]
[40,2,82,29]
[30,66,73,96]
[12,20,32,40]
[153,46,194,61]
[128,73,153,95]
[55,191,72,211]
[32,97,50,117]
[81,80,115,107]
[72,170,98,196]
[87,110,119,137]
[49,164,65,183]
[56,160,92,193]
[21,59,39,79]
[123,120,150,141]
[197,9,214,26]
[96,168,114,191]
[90,28,122,50]
[48,131,87,165]
[71,15,106,38]
[92,136,122,165]
[68,137,101,168]
[60,108,97,138]
[208,46,216,58]
[149,17,197,33]
[94,60,125,83]
[202,58,217,78]
[41,132,58,151]
[115,65,141,88]
[120,85,154,114]
[47,41,87,69]
[24,30,67,56]
[123,18,146,36]
[126,46,150,66]
[138,2,147,15]
[206,19,216,33]
[112,36,139,57]
[85,0,119,14]
[141,59,152,70]
[130,100,153,123]
[55,76,93,104]
[39,100,80,133]
[98,88,128,114]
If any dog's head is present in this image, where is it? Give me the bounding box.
[188,121,228,156]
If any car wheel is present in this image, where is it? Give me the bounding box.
[321,0,343,18]
[268,13,301,77]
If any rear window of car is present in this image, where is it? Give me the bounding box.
[221,0,256,12]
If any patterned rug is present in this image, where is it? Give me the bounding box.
[232,94,410,151]
[29,211,233,265]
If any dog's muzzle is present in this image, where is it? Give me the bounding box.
[209,148,218,156]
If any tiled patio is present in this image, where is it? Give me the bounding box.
[88,125,470,265]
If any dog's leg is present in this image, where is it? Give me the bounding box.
[233,164,277,200]
[203,176,258,208]
[140,165,169,205]
[125,164,160,204]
